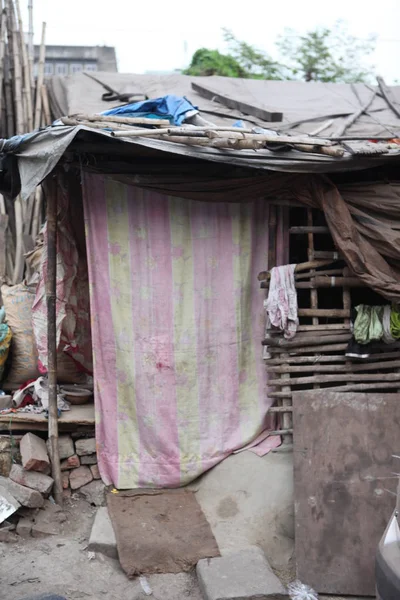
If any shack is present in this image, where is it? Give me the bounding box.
[1,73,400,595]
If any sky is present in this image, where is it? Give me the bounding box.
[21,0,400,83]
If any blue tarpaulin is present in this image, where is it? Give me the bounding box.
[101,95,198,126]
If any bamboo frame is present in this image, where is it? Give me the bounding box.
[45,175,62,505]
[34,21,45,130]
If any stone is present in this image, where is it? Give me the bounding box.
[62,471,70,490]
[90,464,100,480]
[80,454,97,465]
[196,547,288,600]
[0,519,15,531]
[69,466,93,490]
[32,501,67,537]
[16,517,32,538]
[47,435,75,460]
[0,395,11,410]
[0,483,20,522]
[0,436,12,477]
[0,529,18,542]
[79,480,105,506]
[0,475,43,508]
[9,464,54,495]
[60,454,80,470]
[20,433,50,473]
[88,507,118,559]
[18,506,39,521]
[75,438,96,456]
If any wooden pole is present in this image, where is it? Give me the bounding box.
[34,21,45,130]
[45,175,62,506]
[15,0,33,130]
[27,0,33,88]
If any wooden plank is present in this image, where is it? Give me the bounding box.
[293,391,398,595]
[376,76,400,119]
[268,343,348,354]
[265,351,400,365]
[268,406,293,413]
[262,333,351,348]
[298,309,350,318]
[269,372,400,386]
[191,81,283,122]
[266,359,400,375]
[268,381,400,397]
[313,250,342,259]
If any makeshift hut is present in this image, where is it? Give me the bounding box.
[2,72,400,595]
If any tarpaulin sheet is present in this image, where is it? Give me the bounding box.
[82,174,287,488]
[101,94,198,125]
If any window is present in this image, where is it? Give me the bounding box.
[44,62,54,76]
[55,63,68,76]
[70,63,83,74]
[84,63,97,72]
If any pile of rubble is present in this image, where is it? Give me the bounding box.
[0,432,104,541]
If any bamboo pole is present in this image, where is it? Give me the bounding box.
[27,0,33,88]
[266,359,400,375]
[10,0,24,134]
[45,176,62,506]
[262,333,351,348]
[31,185,43,238]
[12,195,23,283]
[73,113,171,126]
[0,10,6,117]
[268,372,400,387]
[268,343,348,354]
[15,0,33,130]
[268,381,400,397]
[41,84,50,125]
[265,351,400,365]
[258,259,334,281]
[34,21,45,130]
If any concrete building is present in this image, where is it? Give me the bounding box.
[34,45,117,77]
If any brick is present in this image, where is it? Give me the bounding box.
[62,471,70,490]
[79,480,105,506]
[80,454,97,465]
[47,435,75,460]
[20,433,50,473]
[0,476,43,508]
[16,517,32,538]
[9,464,53,495]
[75,438,96,456]
[196,547,288,600]
[60,454,80,470]
[69,466,93,490]
[0,529,18,542]
[90,464,100,480]
[88,507,118,559]
[32,501,67,537]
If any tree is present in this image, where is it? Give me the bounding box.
[277,21,376,83]
[184,30,282,80]
[184,22,376,84]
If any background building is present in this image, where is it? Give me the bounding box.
[34,45,117,77]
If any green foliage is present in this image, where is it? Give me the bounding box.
[184,22,376,83]
[277,21,376,83]
[183,48,246,77]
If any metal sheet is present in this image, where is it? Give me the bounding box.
[293,391,399,596]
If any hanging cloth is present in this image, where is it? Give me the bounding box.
[390,306,400,339]
[265,264,298,340]
[353,305,384,345]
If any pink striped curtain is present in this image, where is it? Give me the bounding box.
[83,174,288,488]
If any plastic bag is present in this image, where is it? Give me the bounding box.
[287,580,318,600]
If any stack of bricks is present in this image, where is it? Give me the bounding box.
[52,435,101,499]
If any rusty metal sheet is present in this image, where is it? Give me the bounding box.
[293,391,399,596]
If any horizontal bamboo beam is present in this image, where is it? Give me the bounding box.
[268,343,348,354]
[261,276,363,289]
[295,268,344,280]
[267,328,350,338]
[268,381,400,397]
[268,429,293,435]
[265,351,400,365]
[262,333,351,347]
[258,259,334,281]
[290,226,330,234]
[298,309,350,318]
[266,359,400,375]
[269,372,400,387]
[296,324,350,332]
[267,406,293,413]
[72,113,171,126]
[313,250,342,260]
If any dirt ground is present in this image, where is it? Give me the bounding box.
[0,484,371,600]
[0,498,202,600]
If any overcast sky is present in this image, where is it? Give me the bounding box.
[22,0,400,83]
